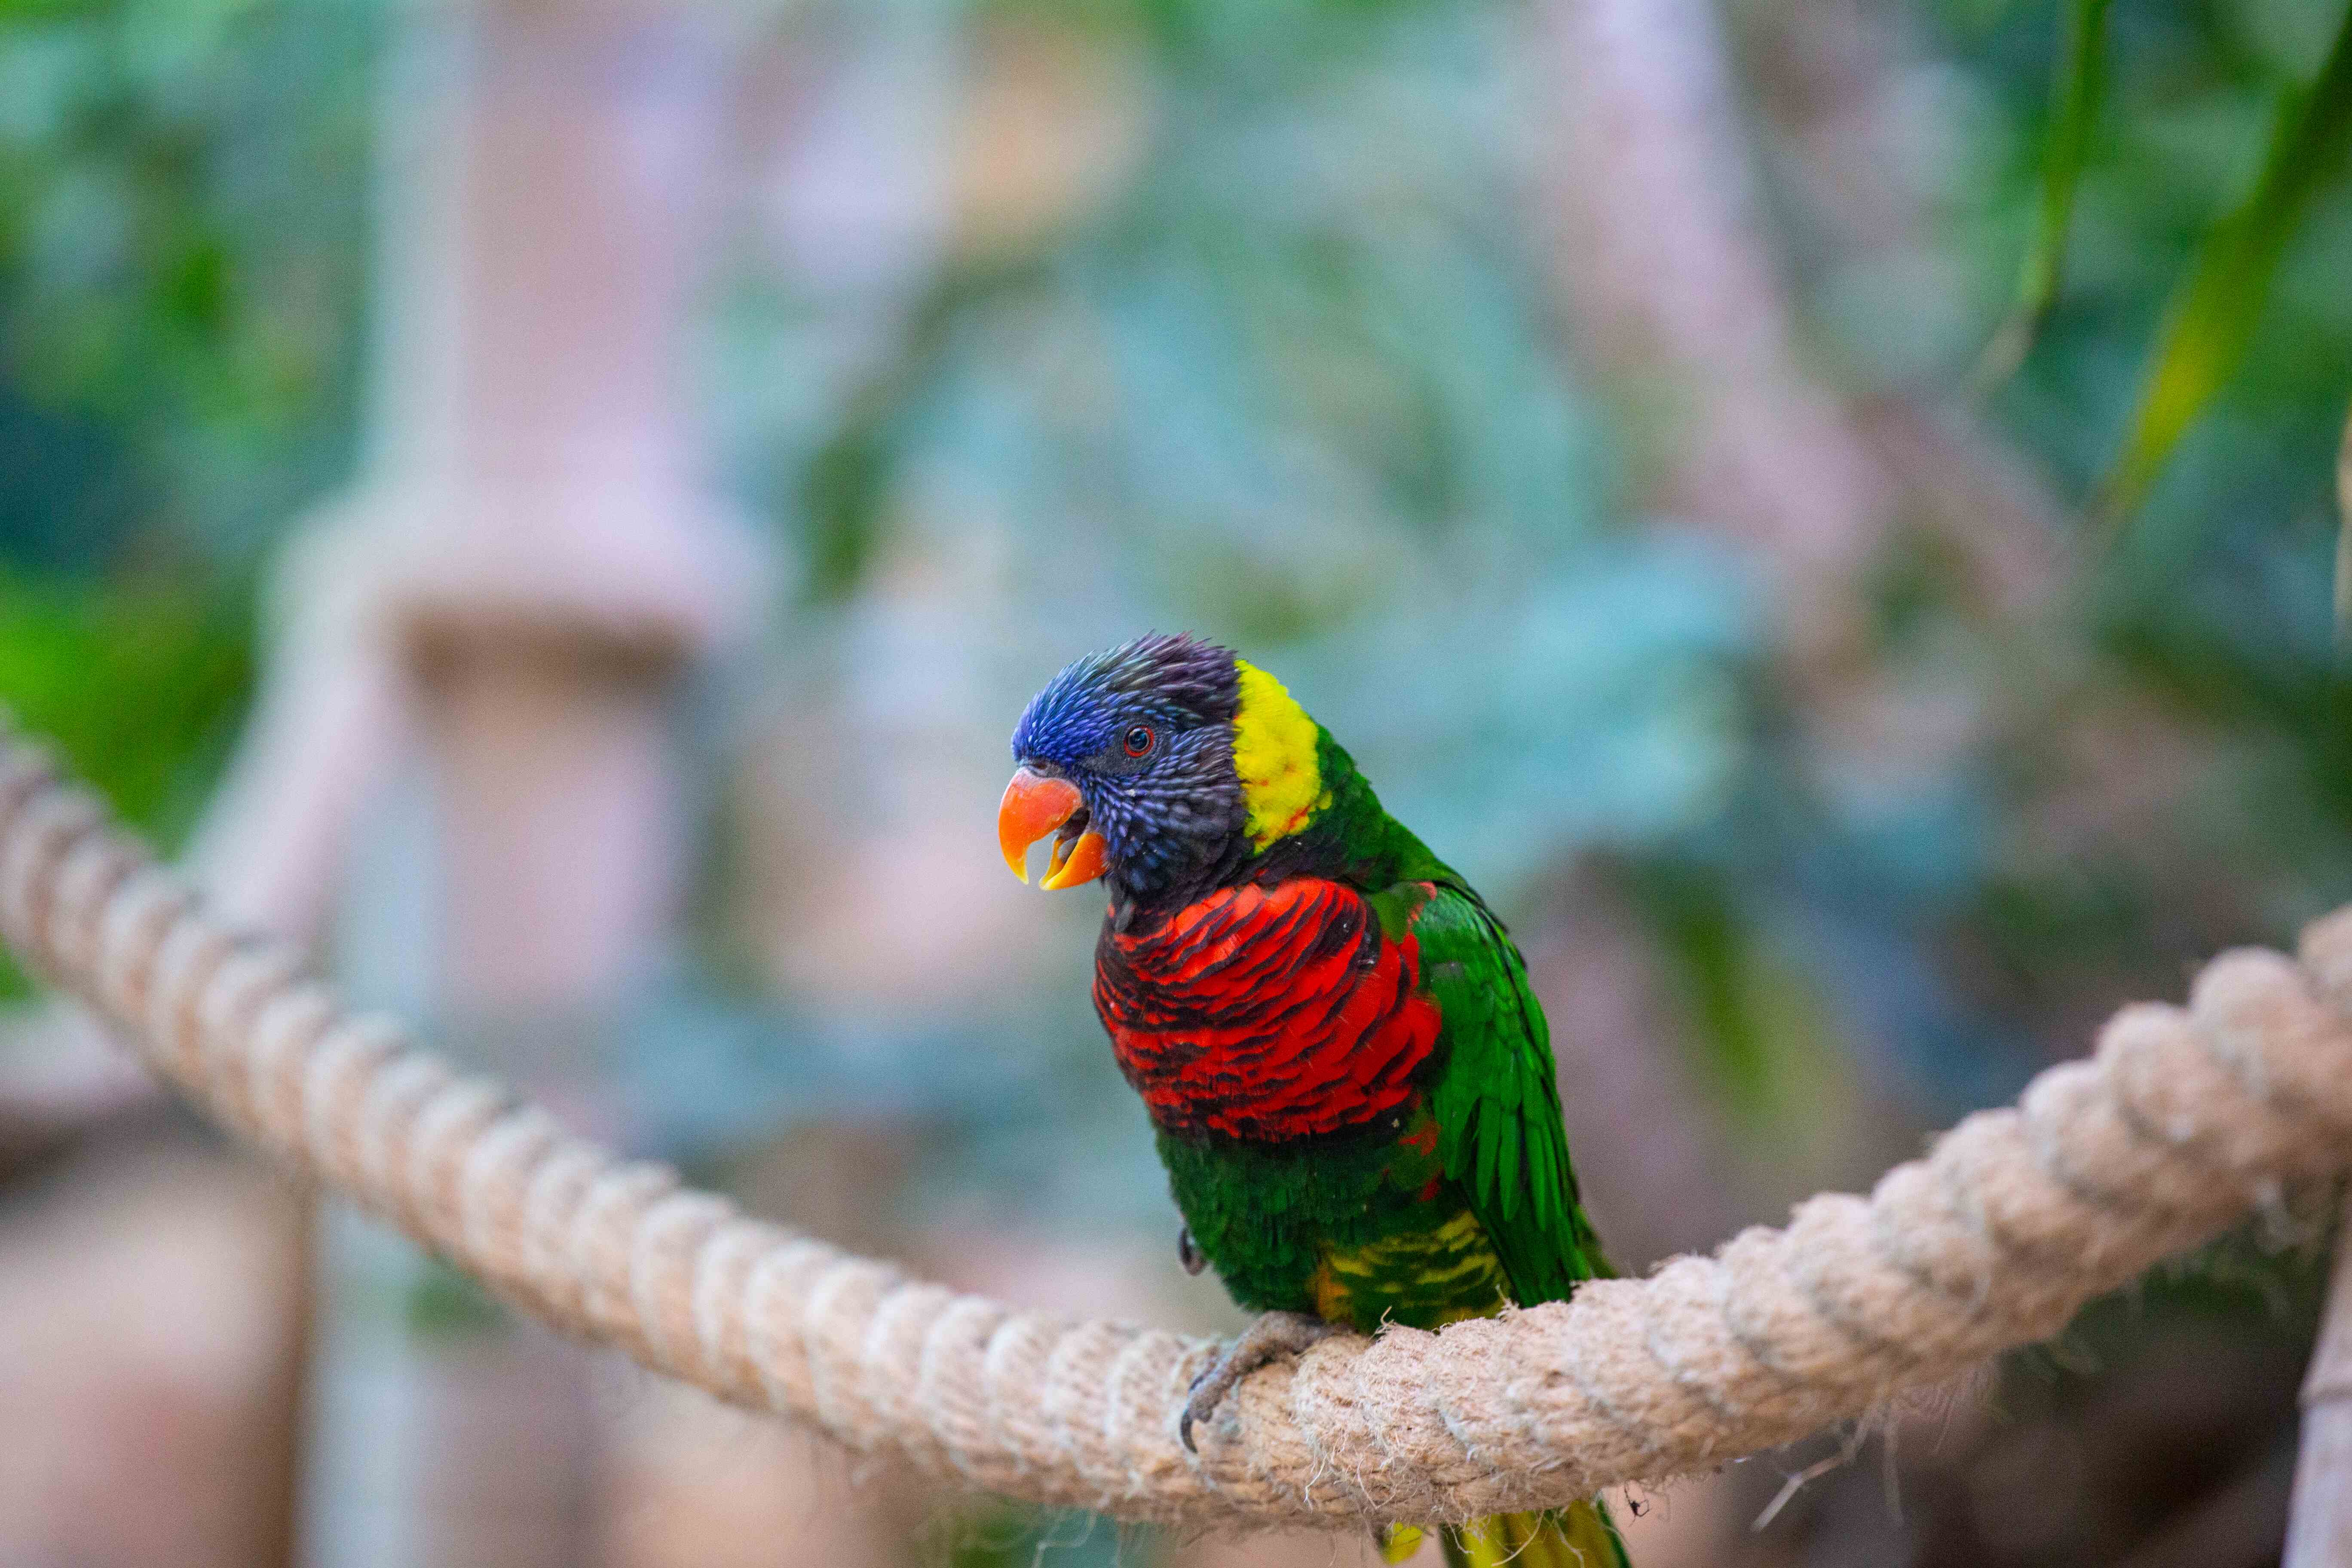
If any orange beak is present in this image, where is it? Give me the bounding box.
[998,767,1109,891]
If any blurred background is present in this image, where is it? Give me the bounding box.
[0,0,2349,1561]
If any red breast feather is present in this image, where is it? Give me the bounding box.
[1093,879,1440,1140]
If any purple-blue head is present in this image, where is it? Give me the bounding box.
[998,633,1247,903]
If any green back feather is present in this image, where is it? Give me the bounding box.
[1285,724,1612,1305]
[1416,884,1611,1302]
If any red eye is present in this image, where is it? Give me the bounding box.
[1123,725,1155,758]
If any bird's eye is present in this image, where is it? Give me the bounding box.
[1123,725,1156,758]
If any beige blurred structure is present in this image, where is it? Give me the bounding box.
[1534,0,1894,657]
[0,1137,308,1568]
[165,0,768,1559]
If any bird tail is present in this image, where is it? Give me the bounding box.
[1383,1498,1628,1568]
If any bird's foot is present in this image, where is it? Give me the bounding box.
[1179,1311,1350,1453]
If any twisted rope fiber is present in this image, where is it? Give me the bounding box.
[7,726,2352,1531]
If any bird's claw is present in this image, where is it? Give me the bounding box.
[1177,1367,1216,1454]
[1178,1311,1351,1453]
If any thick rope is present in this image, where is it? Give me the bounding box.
[3,725,2350,1530]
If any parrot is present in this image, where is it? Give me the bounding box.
[996,633,1629,1568]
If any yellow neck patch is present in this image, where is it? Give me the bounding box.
[1231,659,1330,848]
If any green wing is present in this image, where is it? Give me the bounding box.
[1409,882,1612,1305]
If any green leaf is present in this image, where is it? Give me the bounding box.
[2098,1,2352,529]
[1977,0,2113,390]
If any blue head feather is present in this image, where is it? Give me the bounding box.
[1011,634,1246,903]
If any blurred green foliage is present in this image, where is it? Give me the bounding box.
[0,568,251,839]
[1960,0,2352,530]
[0,0,351,999]
[1981,0,2352,521]
[1994,0,2114,369]
[0,0,373,564]
[0,569,252,1001]
[402,1255,511,1339]
[2096,0,2352,521]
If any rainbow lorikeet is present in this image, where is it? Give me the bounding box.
[998,634,1629,1568]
